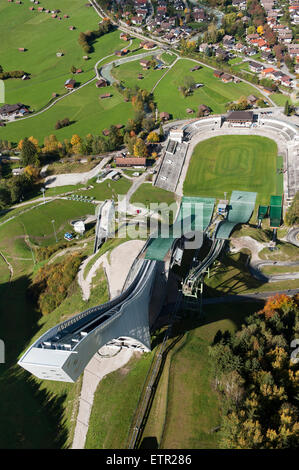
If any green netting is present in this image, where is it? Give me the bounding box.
[216,191,257,239]
[258,205,268,220]
[269,195,282,228]
[145,197,215,260]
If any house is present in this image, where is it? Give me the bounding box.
[199,42,209,53]
[186,108,194,114]
[64,79,76,89]
[221,73,233,83]
[140,41,155,49]
[160,111,170,121]
[96,78,108,88]
[232,0,247,9]
[223,35,235,49]
[12,168,25,176]
[198,104,211,116]
[102,129,110,136]
[261,51,275,62]
[288,43,299,57]
[261,67,275,79]
[248,61,264,73]
[247,94,259,105]
[234,43,246,53]
[114,157,147,167]
[213,70,223,78]
[140,59,151,68]
[56,52,63,57]
[0,103,29,116]
[76,69,83,74]
[120,33,130,41]
[245,47,257,56]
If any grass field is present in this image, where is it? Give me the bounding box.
[153,59,264,118]
[141,302,262,449]
[0,1,125,111]
[85,351,154,449]
[183,135,278,206]
[76,176,132,202]
[130,184,177,207]
[111,60,166,92]
[0,78,134,143]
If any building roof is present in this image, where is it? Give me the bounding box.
[115,157,147,166]
[226,111,254,121]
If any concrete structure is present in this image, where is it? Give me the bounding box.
[18,259,157,382]
[94,199,115,253]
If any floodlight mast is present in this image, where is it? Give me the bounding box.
[51,219,58,243]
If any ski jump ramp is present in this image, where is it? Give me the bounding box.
[18,260,157,382]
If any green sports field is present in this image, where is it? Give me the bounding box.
[183,135,278,205]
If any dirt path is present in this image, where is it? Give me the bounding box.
[0,251,13,281]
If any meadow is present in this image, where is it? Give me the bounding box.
[0,1,126,111]
[153,59,265,118]
[0,79,134,143]
[183,135,278,206]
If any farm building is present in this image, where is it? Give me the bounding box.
[64,79,76,89]
[0,103,29,117]
[69,26,75,30]
[96,79,108,88]
[140,59,150,68]
[18,47,26,52]
[213,70,223,78]
[247,94,259,105]
[120,33,130,41]
[140,41,155,49]
[198,104,211,116]
[221,73,233,83]
[160,112,170,121]
[100,93,112,99]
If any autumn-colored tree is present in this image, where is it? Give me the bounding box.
[70,134,82,154]
[133,138,148,158]
[147,131,159,143]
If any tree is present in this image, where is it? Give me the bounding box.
[257,25,264,35]
[147,131,159,143]
[285,191,299,225]
[70,65,77,74]
[20,137,39,167]
[284,100,290,116]
[71,134,82,154]
[133,138,148,158]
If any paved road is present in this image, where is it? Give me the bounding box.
[203,288,299,305]
[44,156,111,187]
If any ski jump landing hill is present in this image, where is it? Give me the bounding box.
[18,191,257,382]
